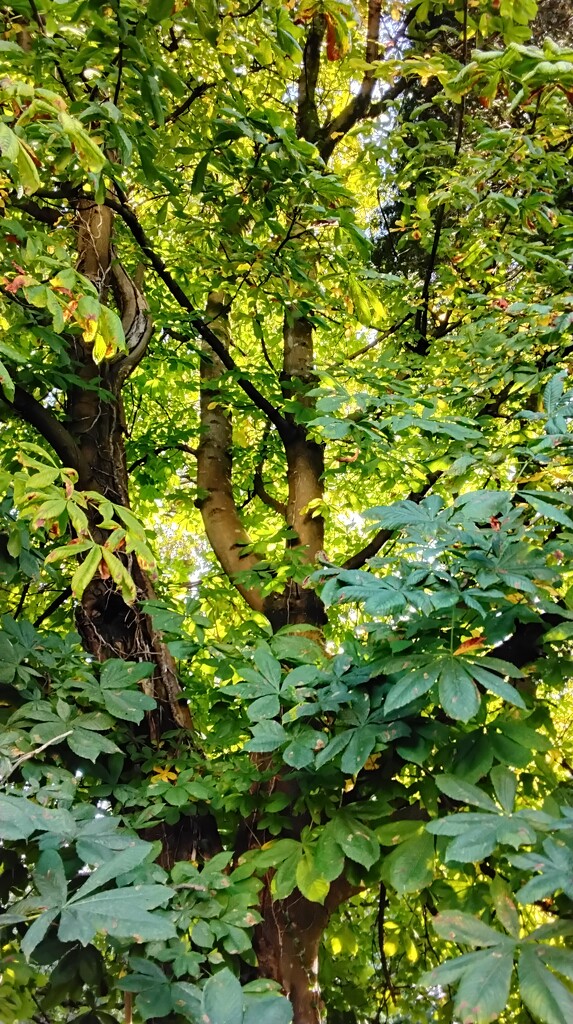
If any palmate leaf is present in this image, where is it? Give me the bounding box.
[427,947,514,1024]
[202,967,243,1024]
[364,496,445,530]
[518,945,573,1024]
[0,794,75,841]
[75,817,153,864]
[120,958,175,1022]
[58,884,176,945]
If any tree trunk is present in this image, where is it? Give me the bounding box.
[254,878,358,1024]
[70,198,192,733]
[197,292,265,614]
[255,892,328,1024]
[263,316,326,632]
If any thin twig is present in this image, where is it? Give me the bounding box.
[113,40,124,107]
[13,581,30,620]
[329,313,413,370]
[1,731,74,782]
[128,443,198,473]
[413,0,468,354]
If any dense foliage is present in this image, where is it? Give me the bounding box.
[1,2,573,1023]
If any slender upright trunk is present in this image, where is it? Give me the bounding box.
[263,316,326,632]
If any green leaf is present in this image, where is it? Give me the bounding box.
[273,850,301,899]
[192,152,210,194]
[0,122,20,161]
[490,765,516,812]
[253,648,282,689]
[21,908,59,958]
[519,945,573,1024]
[243,994,293,1024]
[100,687,156,723]
[340,726,377,774]
[435,775,499,811]
[543,620,573,642]
[34,850,67,906]
[439,662,481,722]
[67,727,120,762]
[377,821,424,846]
[383,831,434,895]
[202,968,244,1024]
[172,981,202,1019]
[0,357,15,402]
[100,548,137,604]
[521,493,573,530]
[331,814,379,869]
[384,665,440,713]
[148,0,174,21]
[98,305,126,354]
[420,949,495,989]
[314,826,345,881]
[296,853,330,904]
[59,112,106,172]
[491,876,520,938]
[0,794,38,839]
[433,912,512,948]
[58,885,175,945]
[248,694,281,722]
[142,74,165,126]
[453,947,514,1024]
[71,545,102,601]
[120,960,173,1021]
[245,720,287,752]
[16,137,40,194]
[469,664,526,709]
[68,843,150,900]
[538,945,573,983]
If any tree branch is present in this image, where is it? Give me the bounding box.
[327,313,413,370]
[110,255,154,383]
[165,81,215,125]
[342,473,439,570]
[128,443,198,474]
[6,385,90,481]
[297,16,326,143]
[12,197,61,226]
[319,1,402,162]
[33,586,72,628]
[413,0,468,354]
[320,78,406,163]
[103,196,287,435]
[253,461,287,516]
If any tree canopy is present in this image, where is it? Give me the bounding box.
[1,2,573,1023]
